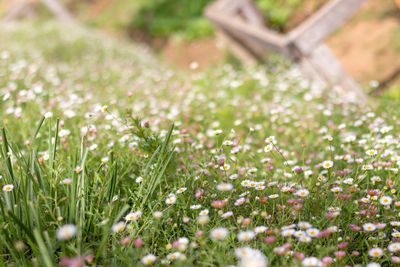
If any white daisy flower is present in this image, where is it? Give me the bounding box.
[125,211,142,221]
[220,164,231,171]
[56,224,76,241]
[167,252,181,260]
[165,194,177,205]
[111,222,125,233]
[366,149,378,156]
[368,247,383,258]
[363,223,376,232]
[142,254,156,265]
[237,231,255,241]
[199,209,209,216]
[295,189,309,197]
[306,228,320,237]
[380,196,392,206]
[302,257,322,267]
[176,187,187,194]
[388,242,400,252]
[321,160,333,169]
[210,227,229,240]
[216,183,233,191]
[2,184,14,192]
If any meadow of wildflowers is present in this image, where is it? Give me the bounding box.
[1,23,400,267]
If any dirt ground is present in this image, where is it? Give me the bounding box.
[327,0,400,86]
[161,38,225,71]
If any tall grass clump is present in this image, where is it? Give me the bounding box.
[0,116,175,266]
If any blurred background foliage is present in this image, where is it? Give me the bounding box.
[76,0,328,40]
[129,0,214,40]
[1,0,399,96]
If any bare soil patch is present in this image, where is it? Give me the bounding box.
[327,0,400,86]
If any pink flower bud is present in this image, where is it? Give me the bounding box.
[349,224,361,231]
[287,199,295,205]
[120,236,130,246]
[294,252,304,260]
[283,243,291,249]
[84,254,94,263]
[242,218,251,227]
[334,251,346,258]
[195,230,204,238]
[133,238,143,247]
[172,241,179,248]
[352,251,360,256]
[392,256,400,264]
[264,236,275,244]
[293,204,303,210]
[322,257,333,264]
[195,190,203,200]
[60,257,84,267]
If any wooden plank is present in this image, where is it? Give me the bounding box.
[232,1,267,59]
[207,0,267,64]
[205,8,290,57]
[1,1,32,22]
[298,57,327,85]
[1,0,74,23]
[39,0,74,23]
[211,0,264,26]
[216,31,259,64]
[221,22,269,60]
[239,0,265,27]
[288,0,368,55]
[204,0,367,102]
[208,0,244,14]
[303,43,367,101]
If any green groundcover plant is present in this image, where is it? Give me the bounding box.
[0,22,400,267]
[129,0,328,40]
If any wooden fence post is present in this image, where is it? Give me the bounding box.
[1,0,74,23]
[204,0,369,102]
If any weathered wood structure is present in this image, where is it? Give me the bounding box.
[205,0,369,101]
[1,0,74,23]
